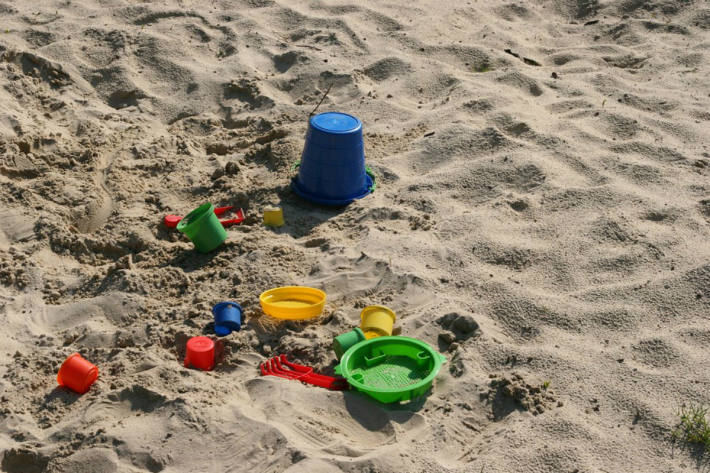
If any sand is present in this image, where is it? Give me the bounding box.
[0,0,709,471]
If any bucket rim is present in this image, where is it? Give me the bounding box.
[291,173,373,206]
[177,203,215,233]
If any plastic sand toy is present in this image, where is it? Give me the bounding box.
[57,353,98,394]
[164,206,244,229]
[292,112,375,206]
[360,305,396,339]
[333,327,366,360]
[176,203,227,253]
[259,286,326,320]
[212,301,242,336]
[260,354,348,390]
[263,207,284,227]
[184,336,215,371]
[334,336,446,404]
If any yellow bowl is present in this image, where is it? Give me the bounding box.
[259,286,326,320]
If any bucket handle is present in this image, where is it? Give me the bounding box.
[291,162,377,193]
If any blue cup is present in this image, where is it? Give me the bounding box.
[212,302,242,336]
[292,112,374,206]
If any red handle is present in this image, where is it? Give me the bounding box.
[300,373,349,390]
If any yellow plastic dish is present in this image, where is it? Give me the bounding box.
[259,286,326,320]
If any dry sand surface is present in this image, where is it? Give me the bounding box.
[0,0,709,471]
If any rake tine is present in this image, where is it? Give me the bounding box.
[263,357,293,379]
[268,357,288,378]
[279,355,311,374]
[268,356,296,379]
[262,357,302,380]
[273,356,305,379]
[279,355,313,375]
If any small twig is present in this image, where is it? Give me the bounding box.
[310,83,333,116]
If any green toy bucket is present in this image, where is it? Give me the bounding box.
[333,327,366,360]
[177,203,227,253]
[334,336,446,404]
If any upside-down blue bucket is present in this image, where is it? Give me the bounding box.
[291,112,374,206]
[212,301,242,336]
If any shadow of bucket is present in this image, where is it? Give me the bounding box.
[292,112,375,206]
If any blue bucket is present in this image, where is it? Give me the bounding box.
[212,301,242,336]
[292,112,374,206]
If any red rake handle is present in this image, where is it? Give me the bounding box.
[301,373,349,390]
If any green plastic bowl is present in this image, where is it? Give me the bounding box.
[334,336,446,404]
[177,203,227,253]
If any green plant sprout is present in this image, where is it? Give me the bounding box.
[672,404,710,452]
[473,63,492,73]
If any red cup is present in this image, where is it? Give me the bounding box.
[57,353,99,394]
[184,336,215,371]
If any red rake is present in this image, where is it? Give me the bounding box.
[164,206,245,229]
[260,354,348,391]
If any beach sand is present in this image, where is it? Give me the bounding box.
[0,0,709,471]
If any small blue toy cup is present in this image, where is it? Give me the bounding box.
[292,112,374,206]
[212,302,242,336]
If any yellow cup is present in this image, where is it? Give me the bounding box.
[263,207,284,227]
[360,305,396,339]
